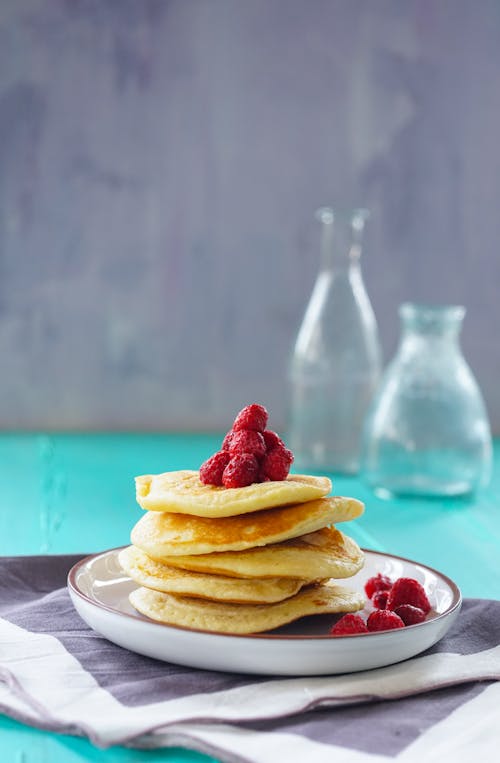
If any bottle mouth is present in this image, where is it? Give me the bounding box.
[400,302,466,331]
[315,209,370,261]
[315,207,370,228]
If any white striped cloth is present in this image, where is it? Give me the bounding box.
[0,555,499,762]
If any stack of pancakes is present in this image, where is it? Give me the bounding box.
[120,470,366,634]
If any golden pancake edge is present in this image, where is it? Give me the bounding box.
[152,526,364,580]
[119,545,307,604]
[131,495,364,557]
[135,470,332,517]
[129,581,365,634]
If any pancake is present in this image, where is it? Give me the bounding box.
[131,495,364,557]
[135,470,332,518]
[154,527,364,580]
[119,546,305,604]
[129,581,365,634]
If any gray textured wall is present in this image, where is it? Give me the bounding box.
[1,0,500,431]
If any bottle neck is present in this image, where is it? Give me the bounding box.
[399,328,461,357]
[397,304,465,360]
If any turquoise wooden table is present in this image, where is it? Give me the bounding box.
[1,433,499,762]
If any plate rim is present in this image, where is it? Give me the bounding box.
[68,546,462,641]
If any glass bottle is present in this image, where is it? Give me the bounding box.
[287,208,381,474]
[362,303,492,498]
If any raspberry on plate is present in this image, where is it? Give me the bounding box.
[259,446,294,481]
[228,430,266,460]
[367,609,405,632]
[199,451,230,486]
[372,590,389,609]
[330,614,368,636]
[364,573,393,599]
[387,577,431,614]
[394,604,427,626]
[233,404,268,433]
[222,453,259,488]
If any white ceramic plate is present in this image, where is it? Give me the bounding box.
[68,547,461,676]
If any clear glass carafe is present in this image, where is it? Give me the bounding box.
[362,303,492,498]
[287,208,381,474]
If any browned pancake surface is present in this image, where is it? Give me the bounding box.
[155,526,364,580]
[131,496,364,556]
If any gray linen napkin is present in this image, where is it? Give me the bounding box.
[0,554,499,763]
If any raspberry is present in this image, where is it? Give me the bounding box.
[203,405,294,489]
[259,446,294,481]
[367,610,405,632]
[372,590,389,609]
[222,453,259,488]
[228,430,266,459]
[364,573,393,599]
[233,404,268,432]
[221,431,234,451]
[262,430,284,451]
[386,578,431,615]
[330,614,368,636]
[394,604,426,626]
[199,451,230,486]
